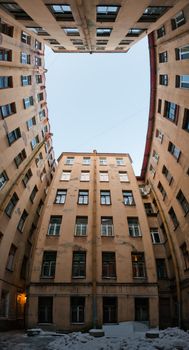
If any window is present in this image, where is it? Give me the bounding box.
[6,244,17,271]
[39,109,46,120]
[30,185,38,202]
[180,243,189,270]
[123,191,135,205]
[41,251,56,278]
[78,190,89,204]
[157,182,167,200]
[102,252,116,278]
[7,127,21,145]
[119,171,129,182]
[128,218,141,237]
[132,253,146,278]
[55,189,67,204]
[176,190,189,215]
[14,149,27,167]
[36,200,44,216]
[96,5,120,22]
[65,157,74,165]
[182,109,189,132]
[159,74,168,86]
[5,192,19,217]
[176,75,189,89]
[0,48,12,61]
[149,164,156,177]
[35,56,42,66]
[100,171,109,182]
[155,129,163,143]
[0,290,9,318]
[27,27,49,36]
[17,210,28,232]
[80,171,90,181]
[162,165,173,184]
[47,216,62,236]
[35,40,42,50]
[75,217,88,236]
[168,142,181,161]
[23,96,34,109]
[83,157,90,165]
[116,157,124,165]
[71,297,85,323]
[150,228,161,244]
[126,28,145,37]
[0,20,14,37]
[35,152,43,167]
[0,171,8,190]
[21,75,31,86]
[31,135,39,150]
[138,6,168,22]
[21,31,31,44]
[36,74,42,84]
[168,207,179,229]
[63,27,79,36]
[156,259,167,279]
[152,150,159,163]
[99,157,107,165]
[20,255,28,279]
[103,297,117,323]
[37,92,43,102]
[48,4,74,21]
[159,51,168,63]
[0,76,12,89]
[171,11,185,30]
[96,28,112,36]
[100,190,111,205]
[72,251,86,278]
[38,297,53,323]
[0,102,16,118]
[175,45,189,60]
[61,170,71,181]
[27,116,36,130]
[144,203,155,215]
[20,52,30,64]
[157,26,165,38]
[101,217,113,237]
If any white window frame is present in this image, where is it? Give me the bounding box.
[150,228,161,244]
[80,171,90,181]
[100,172,109,182]
[61,171,71,181]
[119,172,129,182]
[101,224,114,236]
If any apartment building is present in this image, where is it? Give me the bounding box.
[0,9,55,329]
[139,3,189,329]
[27,151,174,331]
[0,0,187,53]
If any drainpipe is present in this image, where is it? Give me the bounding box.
[149,180,182,328]
[92,150,97,328]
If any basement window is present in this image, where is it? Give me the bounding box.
[96,5,120,22]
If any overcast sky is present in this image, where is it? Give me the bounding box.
[45,37,150,176]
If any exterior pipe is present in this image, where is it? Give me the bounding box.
[92,150,97,328]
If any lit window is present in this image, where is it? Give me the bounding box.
[0,171,8,190]
[17,210,28,232]
[171,11,185,30]
[5,192,19,217]
[123,191,135,205]
[168,207,179,229]
[128,218,141,237]
[100,171,109,182]
[150,228,161,244]
[60,171,71,181]
[102,252,116,278]
[168,142,181,161]
[101,217,113,237]
[75,217,88,236]
[96,28,112,36]
[131,253,146,278]
[78,190,89,205]
[80,171,90,181]
[41,251,57,277]
[182,109,189,132]
[55,189,67,204]
[0,76,12,89]
[71,297,85,323]
[119,171,129,182]
[176,75,189,89]
[176,190,189,215]
[47,216,62,236]
[7,127,21,145]
[72,251,86,278]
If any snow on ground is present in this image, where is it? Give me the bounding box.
[0,324,189,350]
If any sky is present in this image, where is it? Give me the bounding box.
[45,37,150,176]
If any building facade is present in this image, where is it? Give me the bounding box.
[0,9,55,329]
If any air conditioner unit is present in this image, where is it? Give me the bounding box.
[140,185,151,196]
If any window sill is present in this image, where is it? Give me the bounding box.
[72,276,86,279]
[102,276,117,279]
[40,276,55,279]
[71,322,85,325]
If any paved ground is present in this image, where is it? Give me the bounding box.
[0,331,56,350]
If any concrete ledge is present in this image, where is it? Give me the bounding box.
[89,329,105,337]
